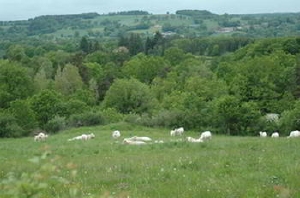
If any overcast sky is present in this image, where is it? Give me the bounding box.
[0,0,300,21]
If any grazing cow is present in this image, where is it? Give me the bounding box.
[271,132,279,138]
[170,130,176,136]
[200,131,212,141]
[170,127,184,136]
[288,130,300,138]
[259,131,267,137]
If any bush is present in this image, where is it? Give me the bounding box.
[8,99,38,135]
[68,111,104,127]
[150,110,183,128]
[44,116,66,133]
[124,113,142,125]
[101,108,124,124]
[124,110,182,128]
[0,112,25,138]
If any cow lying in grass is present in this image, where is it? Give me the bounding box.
[187,136,203,143]
[34,132,48,142]
[123,139,147,145]
[68,133,95,141]
[112,130,121,139]
[122,136,152,145]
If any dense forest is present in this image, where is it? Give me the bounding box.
[1,10,300,137]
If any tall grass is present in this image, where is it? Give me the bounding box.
[1,123,299,197]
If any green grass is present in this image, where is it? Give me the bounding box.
[1,122,300,197]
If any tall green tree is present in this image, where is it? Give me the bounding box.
[8,99,37,134]
[122,53,169,84]
[103,78,154,114]
[54,64,84,96]
[0,60,34,108]
[80,36,90,53]
[30,90,65,127]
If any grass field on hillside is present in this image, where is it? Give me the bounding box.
[1,122,299,197]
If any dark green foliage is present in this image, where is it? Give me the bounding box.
[44,116,66,133]
[176,10,217,19]
[125,33,144,56]
[1,12,300,138]
[80,36,89,53]
[122,53,169,84]
[61,99,89,117]
[8,99,37,134]
[0,112,24,137]
[67,111,104,127]
[27,13,99,36]
[100,108,124,124]
[103,78,155,114]
[70,89,97,106]
[109,10,149,15]
[279,101,300,134]
[0,60,34,108]
[30,90,65,127]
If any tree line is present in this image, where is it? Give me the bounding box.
[0,31,300,137]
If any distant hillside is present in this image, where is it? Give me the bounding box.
[0,10,299,42]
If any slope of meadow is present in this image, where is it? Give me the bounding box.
[1,122,300,197]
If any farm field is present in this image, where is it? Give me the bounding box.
[1,122,300,197]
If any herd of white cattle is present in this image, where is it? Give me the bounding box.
[259,130,300,138]
[114,127,212,145]
[33,127,300,144]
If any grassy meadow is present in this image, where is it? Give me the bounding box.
[1,122,300,197]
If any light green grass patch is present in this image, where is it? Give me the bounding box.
[1,123,300,197]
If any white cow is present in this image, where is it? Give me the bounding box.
[175,127,184,136]
[200,131,212,141]
[112,130,121,139]
[125,136,152,142]
[86,133,95,140]
[170,127,184,136]
[68,133,94,141]
[271,132,279,138]
[34,132,48,141]
[288,130,300,138]
[187,136,203,143]
[123,139,147,145]
[170,130,176,136]
[259,131,267,137]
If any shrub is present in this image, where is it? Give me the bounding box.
[103,78,154,114]
[101,108,124,124]
[0,112,25,138]
[124,110,182,128]
[44,115,66,133]
[68,111,104,127]
[8,99,38,135]
[124,113,142,125]
[150,110,183,128]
